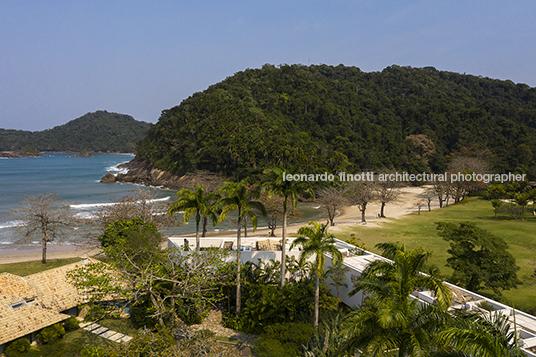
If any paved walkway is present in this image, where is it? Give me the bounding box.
[190,310,255,346]
[79,322,133,343]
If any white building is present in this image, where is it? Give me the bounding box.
[169,236,536,356]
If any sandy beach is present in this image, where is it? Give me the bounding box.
[0,186,433,265]
[0,243,102,265]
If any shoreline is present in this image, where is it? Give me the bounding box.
[0,243,102,265]
[0,186,432,265]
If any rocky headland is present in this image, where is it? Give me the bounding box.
[100,159,194,189]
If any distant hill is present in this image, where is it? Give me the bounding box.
[0,111,151,153]
[135,64,536,180]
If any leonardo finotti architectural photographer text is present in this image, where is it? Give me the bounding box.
[282,171,526,184]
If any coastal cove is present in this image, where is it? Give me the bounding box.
[0,153,326,250]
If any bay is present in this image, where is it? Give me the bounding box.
[0,153,326,247]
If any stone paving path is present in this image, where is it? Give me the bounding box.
[190,310,256,346]
[80,322,133,343]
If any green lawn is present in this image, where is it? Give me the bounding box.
[99,318,139,336]
[22,327,115,357]
[332,197,536,312]
[0,257,82,276]
[18,318,135,357]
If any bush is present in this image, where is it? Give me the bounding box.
[264,322,314,347]
[84,304,106,322]
[80,347,104,357]
[254,322,314,357]
[476,300,494,312]
[4,338,31,357]
[63,316,80,331]
[254,336,292,357]
[130,299,158,328]
[36,323,65,344]
[238,282,314,334]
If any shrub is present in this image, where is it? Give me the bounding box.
[254,322,314,357]
[221,310,242,331]
[238,282,314,333]
[83,302,122,321]
[130,299,158,328]
[263,322,314,347]
[80,347,104,357]
[36,323,65,344]
[4,338,31,357]
[254,336,292,357]
[476,300,494,312]
[63,316,80,331]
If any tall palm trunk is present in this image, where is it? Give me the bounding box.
[195,213,201,254]
[398,346,406,357]
[202,216,208,237]
[236,210,242,316]
[281,197,288,287]
[314,273,320,327]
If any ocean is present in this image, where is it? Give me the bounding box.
[0,153,325,247]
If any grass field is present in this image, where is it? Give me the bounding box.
[0,257,82,276]
[332,197,536,312]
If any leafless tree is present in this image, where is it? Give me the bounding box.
[432,180,451,208]
[413,200,426,215]
[405,134,436,164]
[96,188,177,229]
[258,193,302,236]
[374,171,401,218]
[421,188,436,212]
[68,247,234,332]
[345,181,377,223]
[12,193,73,264]
[317,185,348,226]
[447,156,489,203]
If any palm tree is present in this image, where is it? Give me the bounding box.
[342,242,452,356]
[262,166,315,287]
[167,184,220,254]
[218,180,266,315]
[291,221,343,327]
[436,310,525,357]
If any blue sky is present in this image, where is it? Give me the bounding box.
[1,0,535,131]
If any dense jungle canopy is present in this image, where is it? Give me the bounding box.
[136,64,536,180]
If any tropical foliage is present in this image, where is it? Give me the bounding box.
[436,310,526,357]
[436,221,521,295]
[262,166,315,287]
[218,180,266,315]
[342,242,452,356]
[68,219,235,329]
[292,221,343,327]
[223,258,340,335]
[168,184,220,253]
[136,64,536,180]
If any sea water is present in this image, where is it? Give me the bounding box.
[0,153,326,247]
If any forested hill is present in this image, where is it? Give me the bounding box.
[136,64,536,179]
[0,111,151,153]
